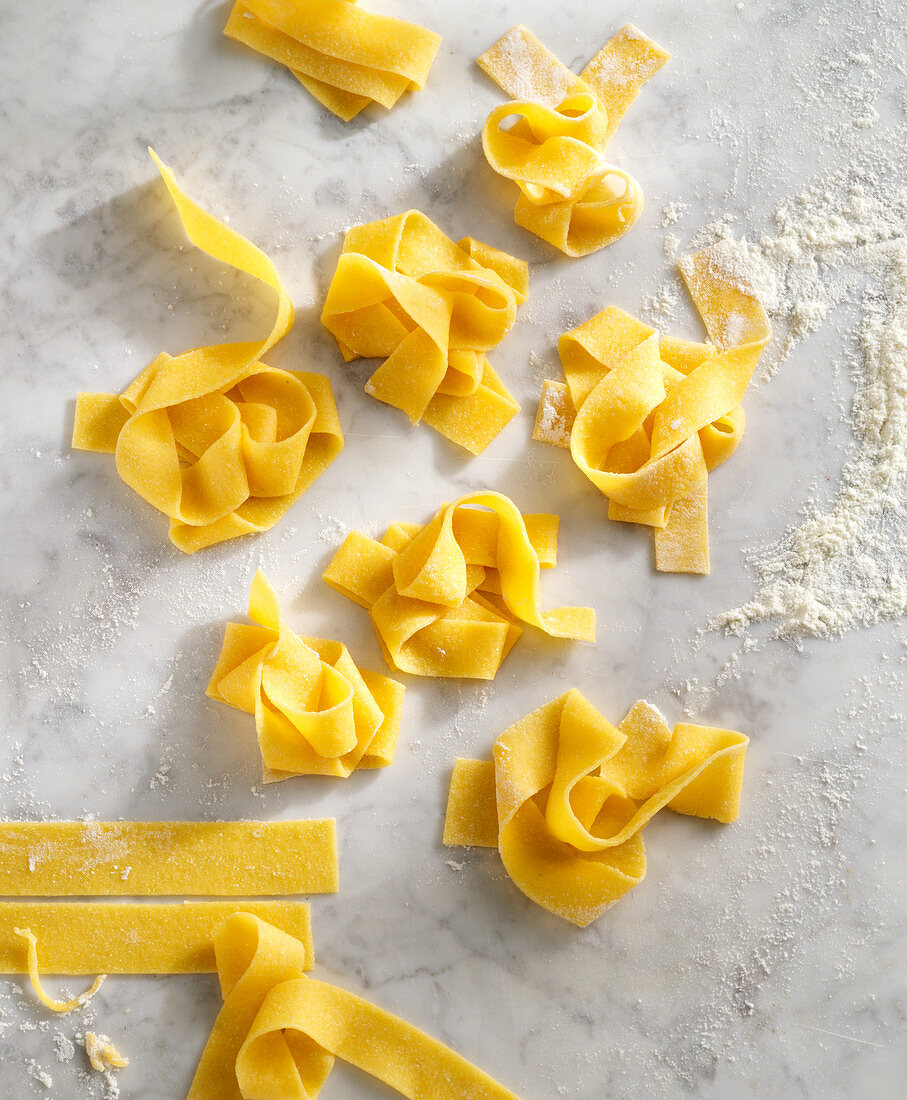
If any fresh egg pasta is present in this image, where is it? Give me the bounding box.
[224,0,441,121]
[323,491,594,678]
[321,211,527,453]
[208,570,405,780]
[533,242,772,573]
[72,150,343,552]
[478,24,670,256]
[444,691,748,927]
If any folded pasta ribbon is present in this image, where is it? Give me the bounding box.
[224,0,441,121]
[188,912,522,1099]
[323,491,595,679]
[533,241,772,573]
[444,691,748,927]
[478,24,670,256]
[321,211,527,454]
[208,570,404,780]
[72,149,343,553]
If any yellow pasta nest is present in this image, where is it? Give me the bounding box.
[224,0,441,121]
[188,912,522,1099]
[72,151,343,553]
[321,211,528,454]
[533,242,772,573]
[323,491,595,679]
[208,570,404,780]
[444,690,748,927]
[478,24,670,257]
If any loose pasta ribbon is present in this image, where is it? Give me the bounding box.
[321,211,528,454]
[224,0,441,121]
[444,691,748,927]
[208,570,404,780]
[478,24,670,256]
[188,912,522,1100]
[72,150,343,553]
[533,241,772,573]
[323,491,595,679]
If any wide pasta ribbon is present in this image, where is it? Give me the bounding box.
[224,0,441,121]
[72,150,343,553]
[321,211,527,454]
[323,491,595,678]
[224,0,439,121]
[478,25,670,256]
[208,570,404,780]
[444,691,747,927]
[533,241,772,573]
[188,913,522,1099]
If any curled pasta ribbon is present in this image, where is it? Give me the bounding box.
[323,491,595,679]
[14,927,106,1013]
[72,150,343,553]
[188,912,521,1099]
[321,211,528,454]
[443,691,748,927]
[533,242,772,573]
[208,570,404,781]
[225,0,441,122]
[478,24,669,257]
[85,1033,128,1073]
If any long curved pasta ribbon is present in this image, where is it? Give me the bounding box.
[444,691,748,927]
[14,927,106,1013]
[478,25,669,257]
[208,570,404,780]
[72,150,343,553]
[321,211,527,454]
[323,491,595,678]
[224,0,441,122]
[189,912,521,1100]
[533,241,772,573]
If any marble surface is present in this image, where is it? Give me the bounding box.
[1,0,905,1097]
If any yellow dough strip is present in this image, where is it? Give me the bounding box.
[0,821,338,896]
[189,912,521,1100]
[0,902,314,975]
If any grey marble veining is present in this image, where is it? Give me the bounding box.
[0,1,905,1097]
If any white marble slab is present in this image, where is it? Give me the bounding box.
[0,0,904,1097]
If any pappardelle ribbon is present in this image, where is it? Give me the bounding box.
[72,150,343,552]
[188,912,522,1100]
[323,491,595,679]
[444,690,748,927]
[478,24,670,257]
[225,0,441,121]
[208,570,405,780]
[533,241,772,573]
[321,211,527,453]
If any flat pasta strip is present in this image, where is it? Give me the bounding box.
[323,491,594,679]
[534,242,771,573]
[189,912,521,1099]
[321,211,527,453]
[0,902,314,975]
[0,821,337,896]
[208,570,405,781]
[478,24,669,256]
[72,150,343,553]
[224,0,441,121]
[444,691,747,927]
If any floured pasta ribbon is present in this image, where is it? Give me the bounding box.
[14,928,106,1013]
[224,0,441,121]
[72,149,343,553]
[323,491,595,679]
[321,211,528,454]
[208,569,405,780]
[478,24,670,257]
[188,912,521,1099]
[444,691,748,927]
[533,242,772,573]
